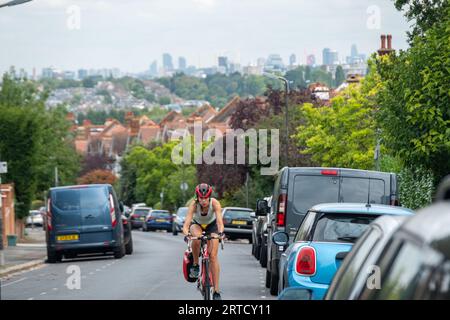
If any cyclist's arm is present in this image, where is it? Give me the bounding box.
[182,200,196,236]
[212,199,224,234]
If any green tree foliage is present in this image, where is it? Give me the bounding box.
[393,0,450,41]
[375,5,450,182]
[158,96,171,105]
[0,74,81,219]
[295,65,381,170]
[119,142,197,210]
[335,65,345,87]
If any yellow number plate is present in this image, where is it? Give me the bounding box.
[57,235,79,241]
[140,217,145,221]
[156,219,166,222]
[232,220,247,225]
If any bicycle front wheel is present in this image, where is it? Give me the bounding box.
[202,260,214,300]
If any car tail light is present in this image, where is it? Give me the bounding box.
[277,194,287,227]
[109,194,117,228]
[131,214,139,219]
[47,199,52,231]
[321,169,338,176]
[296,246,316,276]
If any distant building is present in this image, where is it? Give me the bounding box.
[264,54,285,72]
[306,54,316,67]
[322,48,339,66]
[78,69,88,80]
[63,71,76,80]
[218,56,228,73]
[289,54,296,66]
[149,60,158,77]
[163,53,174,72]
[178,57,187,71]
[257,57,266,67]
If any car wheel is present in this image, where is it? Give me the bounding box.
[125,236,133,255]
[270,270,279,296]
[265,269,271,288]
[260,237,268,268]
[46,248,57,263]
[114,243,125,259]
[172,223,178,236]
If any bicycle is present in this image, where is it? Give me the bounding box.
[185,232,224,300]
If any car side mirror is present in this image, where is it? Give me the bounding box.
[256,199,269,216]
[278,288,312,300]
[250,212,256,219]
[272,231,289,246]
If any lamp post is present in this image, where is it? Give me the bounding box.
[263,72,290,167]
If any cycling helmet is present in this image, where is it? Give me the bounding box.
[195,183,213,199]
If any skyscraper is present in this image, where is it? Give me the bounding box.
[162,53,174,72]
[150,60,158,76]
[178,57,187,71]
[306,54,316,67]
[218,56,228,70]
[289,54,296,66]
[323,48,339,65]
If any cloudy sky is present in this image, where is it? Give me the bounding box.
[0,0,411,75]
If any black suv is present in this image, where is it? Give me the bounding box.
[256,167,399,295]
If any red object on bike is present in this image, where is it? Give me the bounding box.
[183,249,197,283]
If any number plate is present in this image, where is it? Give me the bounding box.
[231,220,247,225]
[57,234,79,241]
[140,217,145,221]
[156,219,166,222]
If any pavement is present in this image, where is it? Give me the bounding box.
[0,227,47,278]
[0,230,276,300]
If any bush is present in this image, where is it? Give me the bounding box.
[398,166,434,210]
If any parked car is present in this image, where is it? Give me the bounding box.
[273,203,414,300]
[121,214,133,255]
[252,196,271,261]
[142,210,172,232]
[172,207,188,235]
[26,210,44,227]
[325,214,411,300]
[355,176,450,300]
[130,206,152,229]
[222,207,255,242]
[45,184,128,263]
[256,167,400,295]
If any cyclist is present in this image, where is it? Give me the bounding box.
[182,183,225,300]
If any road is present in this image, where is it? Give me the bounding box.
[0,230,275,300]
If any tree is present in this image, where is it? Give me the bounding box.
[77,169,117,185]
[393,0,450,41]
[335,65,345,87]
[295,64,380,170]
[375,4,450,182]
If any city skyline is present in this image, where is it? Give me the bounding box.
[1,0,410,75]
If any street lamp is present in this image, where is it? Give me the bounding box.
[0,0,32,9]
[263,72,290,167]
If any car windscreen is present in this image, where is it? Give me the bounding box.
[293,175,339,214]
[223,210,252,220]
[312,214,377,243]
[177,208,188,217]
[134,209,149,216]
[151,211,170,218]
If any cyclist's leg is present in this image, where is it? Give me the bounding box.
[189,223,203,265]
[208,236,220,293]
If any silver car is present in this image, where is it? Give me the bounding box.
[26,210,43,227]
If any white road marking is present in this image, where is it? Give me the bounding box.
[0,277,27,288]
[27,297,34,300]
[40,292,47,295]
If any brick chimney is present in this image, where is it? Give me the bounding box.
[378,34,395,56]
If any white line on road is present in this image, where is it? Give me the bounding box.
[0,277,28,288]
[40,292,47,295]
[27,297,34,300]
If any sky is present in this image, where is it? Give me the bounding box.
[0,0,412,75]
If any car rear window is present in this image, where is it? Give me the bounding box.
[53,187,108,211]
[223,210,252,219]
[293,175,339,214]
[312,214,377,243]
[340,178,387,204]
[134,209,150,215]
[151,211,170,218]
